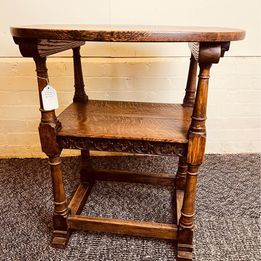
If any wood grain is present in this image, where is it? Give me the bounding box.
[11,25,245,42]
[178,62,213,260]
[176,190,184,224]
[34,56,69,247]
[183,54,197,107]
[89,169,175,186]
[68,215,178,240]
[72,47,88,103]
[57,100,193,143]
[189,42,222,63]
[14,38,84,57]
[68,183,94,215]
[175,156,188,190]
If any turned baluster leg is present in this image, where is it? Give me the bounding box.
[175,156,188,190]
[177,63,212,261]
[72,47,93,181]
[34,56,69,248]
[73,46,88,103]
[80,149,95,183]
[49,156,69,247]
[176,54,197,191]
[183,54,197,107]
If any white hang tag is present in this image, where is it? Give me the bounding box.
[41,85,59,111]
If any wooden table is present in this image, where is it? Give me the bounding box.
[11,25,245,260]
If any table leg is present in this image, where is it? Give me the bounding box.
[72,46,88,103]
[177,164,198,261]
[175,156,188,190]
[177,62,212,260]
[80,149,94,183]
[33,56,70,248]
[49,156,70,248]
[183,54,197,107]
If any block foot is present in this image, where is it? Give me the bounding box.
[51,230,71,249]
[177,243,193,261]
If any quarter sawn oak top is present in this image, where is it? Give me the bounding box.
[10,24,245,42]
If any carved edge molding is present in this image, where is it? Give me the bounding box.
[57,136,187,157]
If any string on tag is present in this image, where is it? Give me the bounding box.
[37,75,50,85]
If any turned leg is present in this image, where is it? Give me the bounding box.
[72,47,92,182]
[176,156,188,190]
[178,61,212,260]
[49,156,70,247]
[34,56,70,248]
[72,46,88,103]
[80,149,94,183]
[183,54,197,107]
[177,164,199,260]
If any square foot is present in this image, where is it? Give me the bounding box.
[51,231,71,249]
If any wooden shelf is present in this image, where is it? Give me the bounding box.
[57,100,192,144]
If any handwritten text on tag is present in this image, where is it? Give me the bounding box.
[41,85,59,111]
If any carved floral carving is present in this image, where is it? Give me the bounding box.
[58,136,186,157]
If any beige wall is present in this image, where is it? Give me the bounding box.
[0,1,260,157]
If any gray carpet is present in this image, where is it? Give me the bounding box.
[0,154,260,261]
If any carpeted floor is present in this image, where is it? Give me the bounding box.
[0,154,260,261]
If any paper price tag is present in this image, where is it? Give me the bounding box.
[41,85,59,111]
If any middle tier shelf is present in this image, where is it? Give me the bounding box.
[57,100,193,144]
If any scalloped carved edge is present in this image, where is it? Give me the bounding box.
[57,136,187,157]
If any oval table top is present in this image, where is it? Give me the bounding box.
[10,24,245,42]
